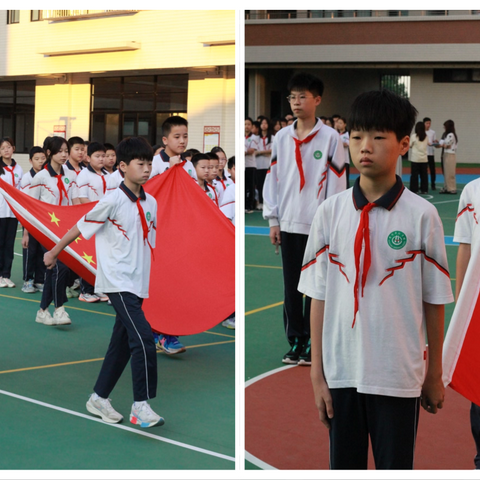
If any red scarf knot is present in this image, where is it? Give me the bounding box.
[4,165,15,186]
[352,202,377,328]
[293,130,319,192]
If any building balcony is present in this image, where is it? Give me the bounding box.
[39,10,139,21]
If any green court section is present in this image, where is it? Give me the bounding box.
[0,235,234,469]
[245,182,472,469]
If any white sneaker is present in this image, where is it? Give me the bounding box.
[79,293,99,303]
[35,309,55,325]
[0,277,6,288]
[53,306,71,325]
[86,394,123,424]
[222,317,235,329]
[96,292,109,302]
[72,278,81,290]
[130,401,164,428]
[34,283,44,292]
[3,278,15,288]
[22,280,37,293]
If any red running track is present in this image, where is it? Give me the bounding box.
[246,366,474,470]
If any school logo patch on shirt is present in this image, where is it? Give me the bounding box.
[64,178,70,184]
[387,231,407,250]
[314,150,323,160]
[146,212,151,222]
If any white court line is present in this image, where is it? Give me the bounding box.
[0,388,234,463]
[431,199,459,205]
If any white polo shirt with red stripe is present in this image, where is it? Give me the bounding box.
[106,169,124,193]
[220,182,235,226]
[77,182,157,298]
[298,176,454,397]
[453,177,480,247]
[77,165,108,201]
[0,159,23,218]
[29,163,78,206]
[263,119,346,234]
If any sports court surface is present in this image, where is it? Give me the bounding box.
[245,167,479,470]
[0,235,235,470]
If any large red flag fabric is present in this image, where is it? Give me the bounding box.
[443,244,480,404]
[0,165,235,335]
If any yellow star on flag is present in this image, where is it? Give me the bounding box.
[74,236,82,244]
[48,212,60,227]
[82,252,96,265]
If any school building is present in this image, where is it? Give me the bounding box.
[246,10,480,163]
[0,9,235,169]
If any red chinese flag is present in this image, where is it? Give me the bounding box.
[0,178,97,285]
[0,166,235,335]
[443,244,480,404]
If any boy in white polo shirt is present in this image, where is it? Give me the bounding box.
[298,90,454,469]
[453,176,480,468]
[44,136,163,428]
[263,72,346,365]
[76,142,109,303]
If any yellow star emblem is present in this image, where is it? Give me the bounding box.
[48,212,60,227]
[82,252,96,265]
[74,236,82,244]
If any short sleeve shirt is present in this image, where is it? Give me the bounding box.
[298,176,454,397]
[29,163,78,205]
[77,182,157,298]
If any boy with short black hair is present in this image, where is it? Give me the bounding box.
[150,116,196,180]
[192,153,217,204]
[263,72,347,365]
[20,146,47,293]
[76,142,109,302]
[66,137,86,175]
[44,136,163,428]
[103,143,116,174]
[298,90,453,469]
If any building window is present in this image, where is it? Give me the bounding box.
[0,81,35,153]
[380,74,411,98]
[7,10,20,24]
[31,10,42,21]
[434,69,480,83]
[90,75,188,146]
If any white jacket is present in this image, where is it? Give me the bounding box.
[263,119,346,234]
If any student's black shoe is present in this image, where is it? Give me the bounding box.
[282,337,303,364]
[298,339,311,366]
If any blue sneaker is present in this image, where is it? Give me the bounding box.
[156,334,186,354]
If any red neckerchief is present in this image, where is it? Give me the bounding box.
[100,174,106,195]
[293,130,319,191]
[3,164,15,186]
[136,197,154,259]
[352,202,377,327]
[55,174,69,205]
[262,136,267,149]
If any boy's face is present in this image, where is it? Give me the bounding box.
[336,119,346,131]
[120,158,152,185]
[209,159,219,180]
[163,125,188,156]
[88,150,106,172]
[70,144,85,163]
[424,121,431,131]
[228,164,235,182]
[288,89,321,120]
[104,149,116,169]
[349,130,410,180]
[195,159,210,182]
[30,152,46,172]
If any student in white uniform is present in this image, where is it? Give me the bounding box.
[453,177,480,469]
[0,137,23,288]
[20,147,46,293]
[24,136,79,326]
[65,136,86,177]
[423,117,437,190]
[262,72,346,365]
[193,153,217,204]
[76,142,109,302]
[44,136,164,428]
[245,118,258,213]
[255,116,274,210]
[299,89,453,470]
[220,155,235,227]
